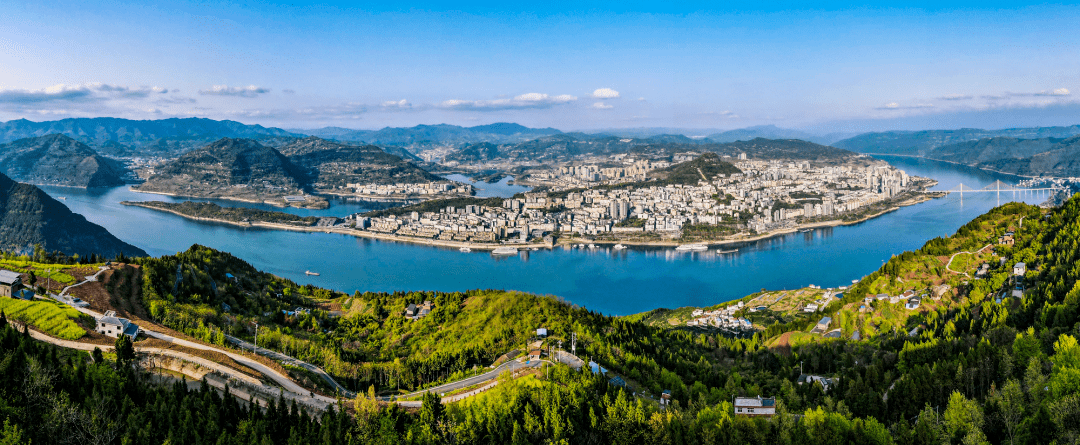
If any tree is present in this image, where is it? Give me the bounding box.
[26,271,36,288]
[0,419,27,445]
[943,391,987,445]
[114,335,136,369]
[91,347,104,364]
[990,379,1024,445]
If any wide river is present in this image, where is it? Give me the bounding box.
[42,157,1049,316]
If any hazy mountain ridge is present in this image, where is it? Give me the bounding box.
[296,122,561,147]
[0,134,130,187]
[0,172,146,257]
[0,117,299,156]
[833,125,1080,155]
[444,134,860,164]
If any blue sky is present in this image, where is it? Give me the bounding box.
[1,1,1078,133]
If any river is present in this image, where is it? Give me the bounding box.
[40,157,1048,316]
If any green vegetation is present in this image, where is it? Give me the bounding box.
[7,195,1080,443]
[122,201,320,225]
[613,217,647,228]
[0,298,86,340]
[649,152,742,185]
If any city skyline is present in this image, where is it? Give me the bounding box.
[2,1,1079,132]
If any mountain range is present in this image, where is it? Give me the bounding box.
[0,134,130,187]
[0,117,298,156]
[0,172,146,257]
[135,136,440,202]
[444,134,859,164]
[296,122,562,147]
[927,136,1080,177]
[832,125,1080,156]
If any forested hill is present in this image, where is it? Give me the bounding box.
[928,135,1080,177]
[833,125,1080,156]
[134,137,309,200]
[0,117,297,156]
[0,172,146,257]
[0,134,130,187]
[276,136,440,189]
[8,195,1080,443]
[648,152,743,185]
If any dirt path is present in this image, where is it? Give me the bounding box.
[945,244,993,277]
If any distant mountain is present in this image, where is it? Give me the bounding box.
[706,125,844,145]
[833,125,1080,155]
[928,136,1080,177]
[444,134,859,164]
[277,137,440,191]
[0,172,146,257]
[709,138,860,163]
[0,134,130,187]
[0,117,298,156]
[296,122,562,147]
[134,138,309,201]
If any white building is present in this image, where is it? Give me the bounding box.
[733,396,776,416]
[1013,262,1027,276]
[96,310,140,341]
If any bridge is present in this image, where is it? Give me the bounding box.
[932,180,1057,204]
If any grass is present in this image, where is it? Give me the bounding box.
[0,298,87,340]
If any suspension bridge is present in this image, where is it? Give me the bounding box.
[930,180,1058,205]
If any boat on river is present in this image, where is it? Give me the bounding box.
[675,243,709,252]
[613,244,627,250]
[459,247,471,253]
[491,247,519,255]
[305,270,320,276]
[717,248,739,254]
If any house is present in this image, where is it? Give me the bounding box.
[660,390,673,407]
[803,303,819,313]
[13,289,35,300]
[976,263,990,278]
[536,327,548,337]
[1012,281,1025,298]
[810,316,831,334]
[588,361,607,375]
[96,311,139,341]
[798,374,837,392]
[1013,262,1026,277]
[905,297,921,310]
[733,396,776,417]
[0,270,23,298]
[527,349,542,361]
[932,284,951,300]
[608,376,627,387]
[999,234,1015,246]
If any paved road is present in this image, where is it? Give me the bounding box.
[42,283,339,408]
[393,358,542,401]
[21,326,335,410]
[226,335,356,398]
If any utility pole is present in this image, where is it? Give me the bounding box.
[254,322,258,354]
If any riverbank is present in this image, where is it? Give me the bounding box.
[125,189,942,252]
[129,187,330,209]
[570,191,942,248]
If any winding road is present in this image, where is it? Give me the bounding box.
[945,243,993,277]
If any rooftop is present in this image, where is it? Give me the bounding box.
[0,270,21,285]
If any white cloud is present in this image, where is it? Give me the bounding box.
[876,102,934,111]
[0,83,169,106]
[939,94,973,101]
[440,93,578,111]
[381,99,411,109]
[591,88,620,99]
[983,88,1071,100]
[198,85,271,98]
[592,102,614,109]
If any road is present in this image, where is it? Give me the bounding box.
[43,277,339,409]
[945,243,993,277]
[226,335,356,398]
[394,357,543,401]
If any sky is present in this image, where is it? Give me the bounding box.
[1,1,1078,133]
